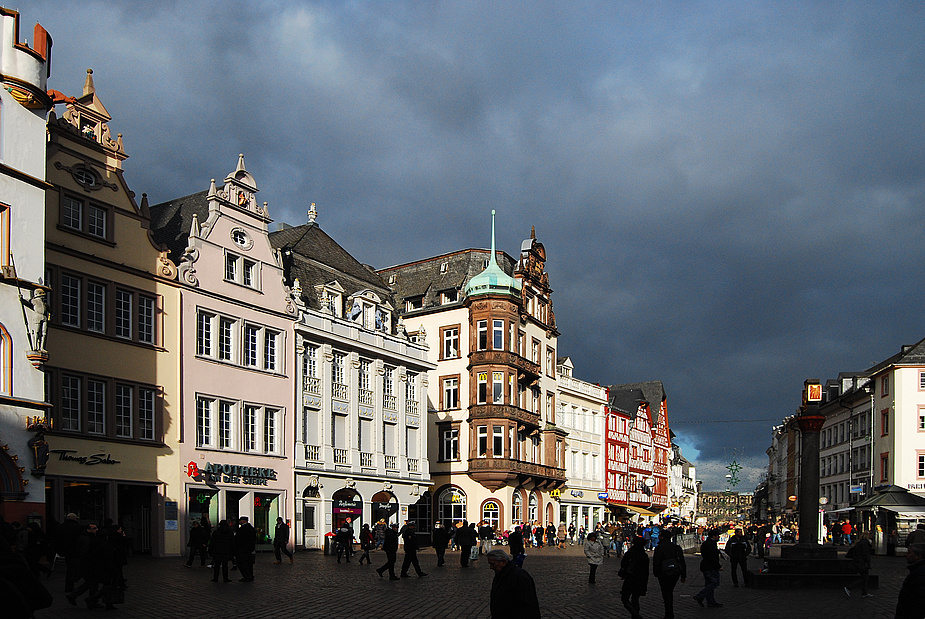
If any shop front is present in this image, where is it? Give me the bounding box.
[560,488,606,530]
[184,459,288,551]
[44,439,164,556]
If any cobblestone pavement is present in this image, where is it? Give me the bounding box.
[35,544,911,618]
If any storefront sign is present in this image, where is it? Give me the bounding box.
[374,502,398,514]
[598,492,608,500]
[333,499,362,514]
[165,501,178,531]
[186,461,278,486]
[570,490,584,498]
[50,449,120,465]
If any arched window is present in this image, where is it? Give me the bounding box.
[512,491,523,523]
[528,492,538,523]
[437,486,466,525]
[0,323,11,395]
[482,500,500,531]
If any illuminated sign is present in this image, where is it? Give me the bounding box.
[187,461,278,486]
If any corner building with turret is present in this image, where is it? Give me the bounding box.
[379,215,566,532]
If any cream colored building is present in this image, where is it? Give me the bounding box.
[43,70,182,556]
[380,217,566,532]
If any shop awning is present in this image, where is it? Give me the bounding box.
[626,505,659,517]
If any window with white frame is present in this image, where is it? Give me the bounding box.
[332,352,347,399]
[442,377,459,410]
[197,397,214,447]
[383,366,395,409]
[477,372,488,404]
[492,425,504,457]
[53,371,158,441]
[477,320,488,351]
[359,359,372,404]
[492,320,504,350]
[225,252,259,289]
[302,343,319,393]
[87,282,106,332]
[442,326,460,359]
[264,408,279,453]
[61,274,81,327]
[218,400,234,449]
[493,372,504,404]
[243,324,259,367]
[219,317,234,361]
[244,405,258,451]
[264,329,279,370]
[441,427,459,461]
[197,396,279,454]
[60,195,110,240]
[477,425,488,457]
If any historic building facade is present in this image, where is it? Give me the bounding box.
[555,357,608,529]
[150,156,295,552]
[0,7,53,525]
[43,70,183,555]
[269,211,434,548]
[604,382,671,520]
[380,216,566,532]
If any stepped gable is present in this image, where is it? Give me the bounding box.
[383,249,517,312]
[270,223,391,311]
[148,190,209,263]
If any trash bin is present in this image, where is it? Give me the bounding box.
[324,534,334,555]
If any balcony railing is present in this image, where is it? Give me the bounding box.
[468,350,541,379]
[468,457,566,481]
[303,376,321,395]
[332,383,349,400]
[360,452,374,467]
[385,455,398,470]
[383,394,397,410]
[304,445,321,462]
[468,403,541,428]
[333,448,349,464]
[358,389,374,406]
[406,400,419,415]
[407,458,419,473]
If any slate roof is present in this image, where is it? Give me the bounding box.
[148,190,210,262]
[269,223,392,311]
[865,336,925,376]
[379,249,518,315]
[607,380,667,424]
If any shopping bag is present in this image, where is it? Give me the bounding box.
[470,546,479,561]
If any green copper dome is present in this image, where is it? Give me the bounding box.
[465,210,522,298]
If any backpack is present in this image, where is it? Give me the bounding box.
[661,558,681,577]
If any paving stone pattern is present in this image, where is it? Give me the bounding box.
[35,545,911,618]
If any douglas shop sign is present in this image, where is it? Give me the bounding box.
[187,461,278,486]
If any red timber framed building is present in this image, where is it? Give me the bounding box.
[605,382,671,520]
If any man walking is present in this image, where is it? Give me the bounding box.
[273,517,293,564]
[479,520,495,555]
[234,516,256,582]
[653,530,686,619]
[399,521,427,578]
[724,528,751,587]
[335,518,354,563]
[487,549,541,619]
[376,523,400,580]
[433,521,449,567]
[693,529,723,608]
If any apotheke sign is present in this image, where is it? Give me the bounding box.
[187,461,278,486]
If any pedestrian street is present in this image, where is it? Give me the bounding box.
[35,544,911,618]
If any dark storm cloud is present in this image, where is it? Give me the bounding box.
[24,1,925,489]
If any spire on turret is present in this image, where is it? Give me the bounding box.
[463,210,522,299]
[83,68,95,96]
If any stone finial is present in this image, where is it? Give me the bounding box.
[207,179,217,199]
[83,68,95,96]
[235,153,246,174]
[308,202,317,223]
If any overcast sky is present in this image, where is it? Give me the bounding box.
[21,1,925,491]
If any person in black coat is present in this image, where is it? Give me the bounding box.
[619,536,649,619]
[209,520,234,583]
[376,523,400,580]
[432,522,450,567]
[844,531,873,597]
[273,517,293,564]
[724,528,750,587]
[653,529,687,619]
[399,521,427,577]
[694,529,723,608]
[895,542,925,619]
[54,513,84,593]
[65,524,116,610]
[335,519,354,563]
[457,520,477,567]
[487,549,541,619]
[234,516,257,581]
[509,526,525,559]
[185,520,209,567]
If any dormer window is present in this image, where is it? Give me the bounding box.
[440,262,449,273]
[388,274,396,285]
[441,289,458,304]
[406,296,423,311]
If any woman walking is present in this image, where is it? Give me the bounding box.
[584,531,605,584]
[844,531,873,598]
[357,524,374,565]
